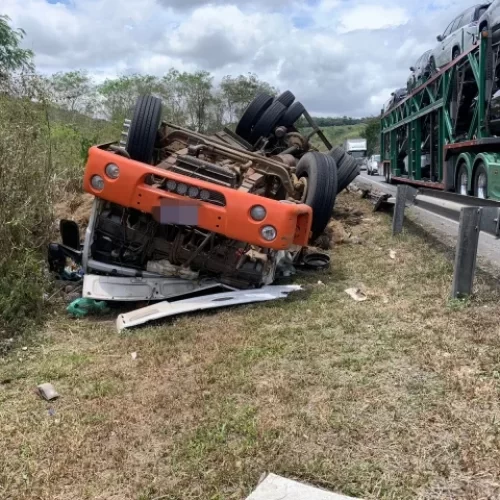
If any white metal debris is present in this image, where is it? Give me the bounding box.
[246,473,362,500]
[116,285,302,332]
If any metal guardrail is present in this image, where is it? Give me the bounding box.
[392,185,500,298]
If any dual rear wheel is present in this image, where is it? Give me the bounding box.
[455,162,488,199]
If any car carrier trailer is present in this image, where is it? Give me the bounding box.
[380,29,500,200]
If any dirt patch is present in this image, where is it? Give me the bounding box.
[53,192,94,237]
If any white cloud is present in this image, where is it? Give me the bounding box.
[2,0,480,116]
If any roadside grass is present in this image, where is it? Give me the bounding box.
[2,192,500,499]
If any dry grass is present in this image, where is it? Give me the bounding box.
[2,192,500,500]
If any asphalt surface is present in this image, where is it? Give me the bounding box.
[354,171,500,275]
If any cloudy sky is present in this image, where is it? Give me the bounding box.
[3,0,478,116]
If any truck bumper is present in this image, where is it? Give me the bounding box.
[83,147,313,250]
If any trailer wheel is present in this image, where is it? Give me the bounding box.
[126,95,162,164]
[384,165,393,184]
[473,163,488,199]
[455,163,469,196]
[296,152,338,239]
[235,93,274,141]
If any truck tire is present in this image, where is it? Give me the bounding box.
[235,93,274,141]
[296,152,338,239]
[280,102,305,127]
[473,163,488,199]
[328,146,346,167]
[275,90,295,108]
[455,163,469,195]
[337,156,360,193]
[250,101,287,143]
[127,95,162,164]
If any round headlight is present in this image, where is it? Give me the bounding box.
[90,175,104,191]
[261,225,277,241]
[250,205,266,221]
[200,189,210,200]
[105,163,120,179]
[188,186,200,198]
[176,183,188,195]
[166,179,177,191]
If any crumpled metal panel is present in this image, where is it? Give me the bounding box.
[116,285,302,332]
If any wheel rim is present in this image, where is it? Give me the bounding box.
[459,172,468,195]
[477,172,487,199]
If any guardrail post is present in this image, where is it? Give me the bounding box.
[392,184,409,235]
[451,207,482,298]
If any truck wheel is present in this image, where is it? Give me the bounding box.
[328,146,346,167]
[127,95,162,164]
[455,163,469,195]
[296,152,338,239]
[384,165,394,184]
[337,157,360,193]
[250,101,287,143]
[280,101,305,127]
[275,90,295,108]
[474,163,488,199]
[235,93,274,141]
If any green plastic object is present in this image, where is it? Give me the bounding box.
[67,298,109,318]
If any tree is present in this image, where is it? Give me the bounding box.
[50,70,93,113]
[97,74,161,125]
[178,71,213,132]
[158,69,186,125]
[0,15,33,81]
[220,73,276,123]
[362,118,381,155]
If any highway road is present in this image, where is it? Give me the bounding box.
[354,171,500,274]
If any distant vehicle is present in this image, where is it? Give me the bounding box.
[344,138,368,169]
[367,154,380,175]
[430,3,490,70]
[478,0,500,42]
[407,50,432,91]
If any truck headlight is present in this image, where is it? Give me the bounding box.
[261,225,277,241]
[200,189,210,200]
[188,186,199,198]
[90,175,104,191]
[105,163,120,179]
[250,205,266,221]
[166,179,177,191]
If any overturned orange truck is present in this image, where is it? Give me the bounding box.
[68,92,359,300]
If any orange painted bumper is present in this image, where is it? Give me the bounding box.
[83,147,312,250]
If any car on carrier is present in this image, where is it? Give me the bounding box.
[478,0,500,42]
[57,92,359,301]
[407,50,432,91]
[430,3,490,71]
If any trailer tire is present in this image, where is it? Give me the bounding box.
[275,90,295,108]
[296,152,338,239]
[235,93,274,141]
[250,101,287,143]
[280,101,305,127]
[328,146,346,167]
[456,163,469,195]
[473,163,488,199]
[126,95,162,164]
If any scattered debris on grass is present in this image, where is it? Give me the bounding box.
[37,383,59,401]
[344,287,368,302]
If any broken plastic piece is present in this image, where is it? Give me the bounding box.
[344,288,367,302]
[67,298,109,318]
[37,383,59,401]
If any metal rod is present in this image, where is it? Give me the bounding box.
[451,207,482,298]
[302,109,333,150]
[392,184,409,235]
